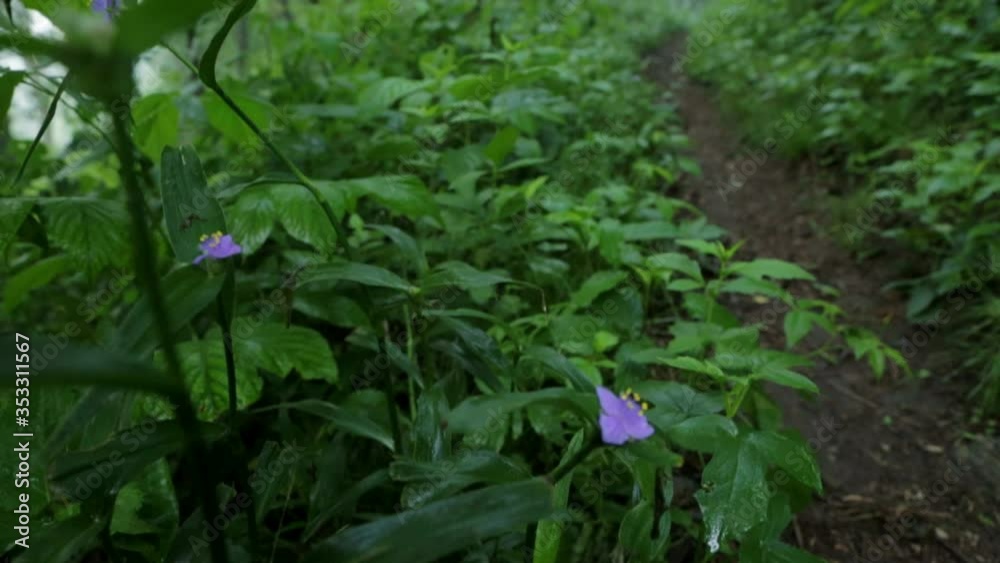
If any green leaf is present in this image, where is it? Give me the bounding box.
[695,436,770,552]
[392,451,530,507]
[111,486,157,534]
[133,94,179,160]
[618,501,654,562]
[783,310,813,348]
[159,330,262,420]
[659,356,724,378]
[593,330,619,353]
[198,0,256,88]
[14,347,181,398]
[110,460,178,538]
[626,437,684,468]
[622,221,679,241]
[259,400,394,450]
[252,440,303,523]
[409,383,451,462]
[235,322,338,382]
[301,261,416,293]
[354,175,440,218]
[633,381,724,428]
[447,388,597,434]
[303,480,553,563]
[533,431,584,563]
[485,125,520,165]
[371,223,428,273]
[684,293,740,327]
[227,187,276,255]
[0,70,24,122]
[203,89,274,144]
[422,260,514,292]
[906,284,936,319]
[49,420,225,501]
[3,254,71,312]
[294,294,371,328]
[571,270,628,308]
[647,252,703,282]
[753,367,819,394]
[358,77,428,111]
[164,487,238,562]
[665,414,738,453]
[747,431,823,492]
[729,259,815,281]
[677,238,723,257]
[270,184,338,252]
[523,346,597,390]
[114,0,217,56]
[437,317,511,387]
[720,277,788,299]
[305,468,390,541]
[160,146,228,264]
[42,198,130,271]
[15,514,104,563]
[115,266,225,356]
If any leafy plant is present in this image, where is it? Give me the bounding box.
[0,0,892,561]
[686,0,1000,412]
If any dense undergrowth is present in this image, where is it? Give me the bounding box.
[0,1,901,561]
[684,0,1000,413]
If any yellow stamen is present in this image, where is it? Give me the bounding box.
[641,402,649,411]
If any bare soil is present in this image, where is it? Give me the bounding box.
[648,36,1000,563]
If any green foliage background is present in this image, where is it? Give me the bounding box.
[0,0,904,561]
[686,0,1000,412]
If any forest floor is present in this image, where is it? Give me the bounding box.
[649,36,1000,563]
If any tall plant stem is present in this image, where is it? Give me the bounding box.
[11,72,69,189]
[108,101,229,563]
[215,271,258,551]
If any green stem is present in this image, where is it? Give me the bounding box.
[12,72,69,189]
[383,325,404,453]
[216,298,238,425]
[404,304,417,416]
[23,76,117,149]
[215,250,257,552]
[108,102,229,563]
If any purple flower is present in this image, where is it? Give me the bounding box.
[91,0,118,20]
[193,231,242,265]
[597,386,654,445]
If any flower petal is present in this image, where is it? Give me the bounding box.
[596,386,627,417]
[599,413,629,445]
[623,414,654,441]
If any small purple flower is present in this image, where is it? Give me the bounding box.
[91,0,118,20]
[597,386,654,445]
[193,231,242,265]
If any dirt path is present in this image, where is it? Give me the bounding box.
[649,37,999,563]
